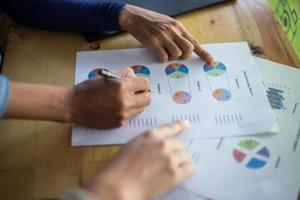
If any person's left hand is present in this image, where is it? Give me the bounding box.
[119,5,213,64]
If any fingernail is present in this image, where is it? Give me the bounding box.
[181,120,190,127]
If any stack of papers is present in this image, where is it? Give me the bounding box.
[158,58,300,200]
[73,42,300,199]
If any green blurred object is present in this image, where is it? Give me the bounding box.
[268,0,300,59]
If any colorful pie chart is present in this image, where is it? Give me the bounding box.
[203,61,227,76]
[165,63,189,78]
[172,91,191,104]
[88,68,101,79]
[233,139,270,169]
[131,65,150,78]
[213,88,231,101]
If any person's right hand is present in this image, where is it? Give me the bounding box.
[119,4,214,64]
[85,121,196,200]
[70,68,151,129]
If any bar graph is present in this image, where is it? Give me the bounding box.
[266,87,285,110]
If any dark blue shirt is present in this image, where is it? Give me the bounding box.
[0,0,125,33]
[0,0,125,117]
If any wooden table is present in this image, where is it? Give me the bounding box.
[0,0,299,199]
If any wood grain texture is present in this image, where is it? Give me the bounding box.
[0,0,299,199]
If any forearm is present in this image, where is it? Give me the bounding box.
[0,0,125,33]
[4,82,73,122]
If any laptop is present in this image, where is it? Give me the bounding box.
[85,0,234,41]
[114,0,233,17]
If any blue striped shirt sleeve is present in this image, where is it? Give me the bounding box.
[0,75,10,118]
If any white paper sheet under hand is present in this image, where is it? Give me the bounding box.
[72,42,277,146]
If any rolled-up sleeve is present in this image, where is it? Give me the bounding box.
[0,75,10,118]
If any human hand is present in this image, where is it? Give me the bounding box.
[85,121,196,200]
[119,5,213,64]
[69,68,151,128]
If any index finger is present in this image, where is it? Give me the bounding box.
[150,120,190,139]
[114,68,137,78]
[192,40,214,66]
[126,76,150,93]
[180,30,214,65]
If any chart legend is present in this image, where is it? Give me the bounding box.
[233,139,270,169]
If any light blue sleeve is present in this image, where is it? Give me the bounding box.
[0,75,10,117]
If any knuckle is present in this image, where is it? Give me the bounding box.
[173,20,181,27]
[156,31,166,42]
[164,24,173,32]
[171,20,182,29]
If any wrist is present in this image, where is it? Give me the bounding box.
[5,83,74,123]
[85,175,129,200]
[119,4,134,31]
[59,86,74,123]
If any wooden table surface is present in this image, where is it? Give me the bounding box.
[0,0,299,199]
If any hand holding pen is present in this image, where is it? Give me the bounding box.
[71,68,151,128]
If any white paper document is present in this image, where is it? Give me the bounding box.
[157,58,300,200]
[72,42,277,146]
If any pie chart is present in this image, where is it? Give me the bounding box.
[172,91,191,104]
[165,63,189,78]
[213,88,231,101]
[233,139,270,169]
[203,61,226,76]
[131,65,150,78]
[88,68,101,79]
